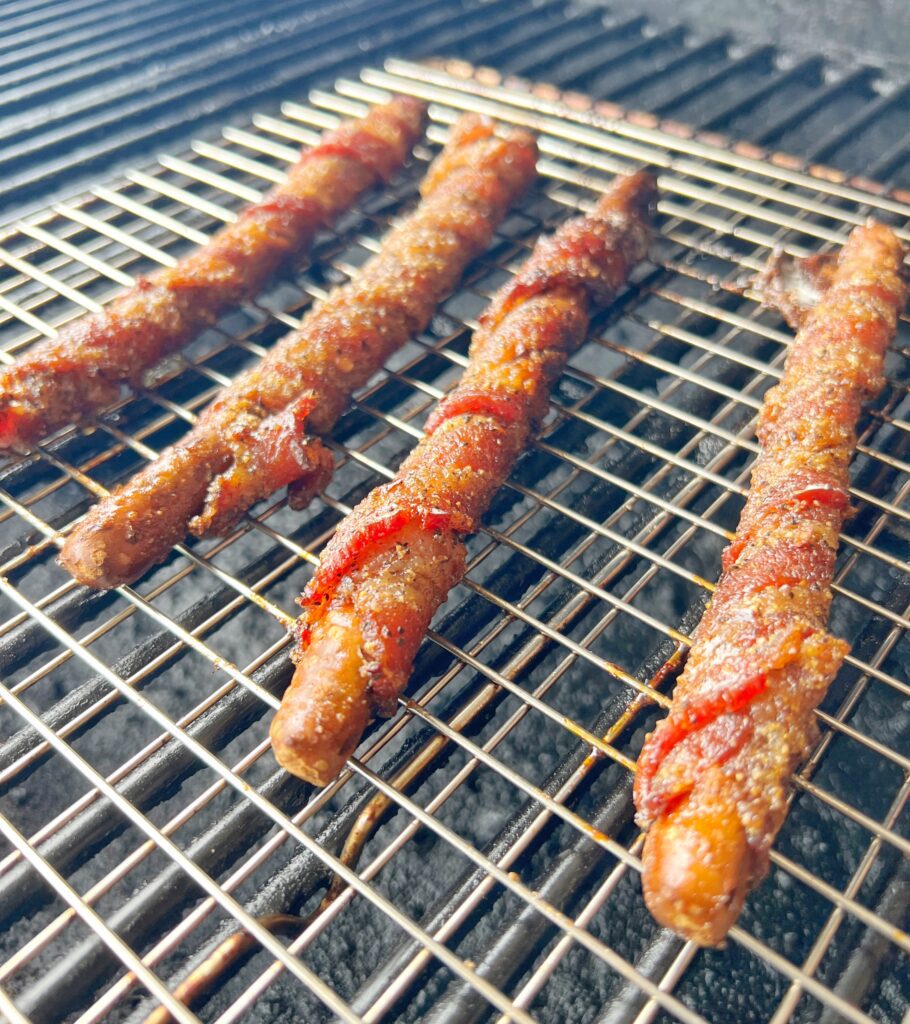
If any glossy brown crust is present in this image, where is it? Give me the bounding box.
[633,221,907,946]
[0,96,427,454]
[271,171,656,785]
[59,115,538,589]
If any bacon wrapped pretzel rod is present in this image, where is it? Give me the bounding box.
[633,221,907,946]
[0,96,427,454]
[270,170,657,785]
[59,115,538,589]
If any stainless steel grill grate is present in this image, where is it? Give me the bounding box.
[0,58,907,1024]
[9,0,910,224]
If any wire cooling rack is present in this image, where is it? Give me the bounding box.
[0,58,907,1024]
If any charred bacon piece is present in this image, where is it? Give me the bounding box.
[633,221,907,946]
[270,171,656,786]
[59,115,538,588]
[0,96,427,454]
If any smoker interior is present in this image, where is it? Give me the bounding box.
[0,8,908,1024]
[6,0,910,223]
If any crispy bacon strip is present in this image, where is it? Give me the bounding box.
[270,171,656,785]
[0,96,427,454]
[633,221,907,946]
[59,115,538,589]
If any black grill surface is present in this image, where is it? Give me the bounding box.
[4,0,910,223]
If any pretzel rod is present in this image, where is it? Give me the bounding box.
[59,114,538,588]
[0,96,427,453]
[270,170,656,785]
[633,221,907,946]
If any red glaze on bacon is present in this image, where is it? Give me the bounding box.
[0,97,427,454]
[270,171,656,785]
[633,221,907,947]
[58,115,538,589]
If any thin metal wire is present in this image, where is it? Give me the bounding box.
[0,985,31,1024]
[375,59,910,218]
[0,60,906,1024]
[0,802,203,1024]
